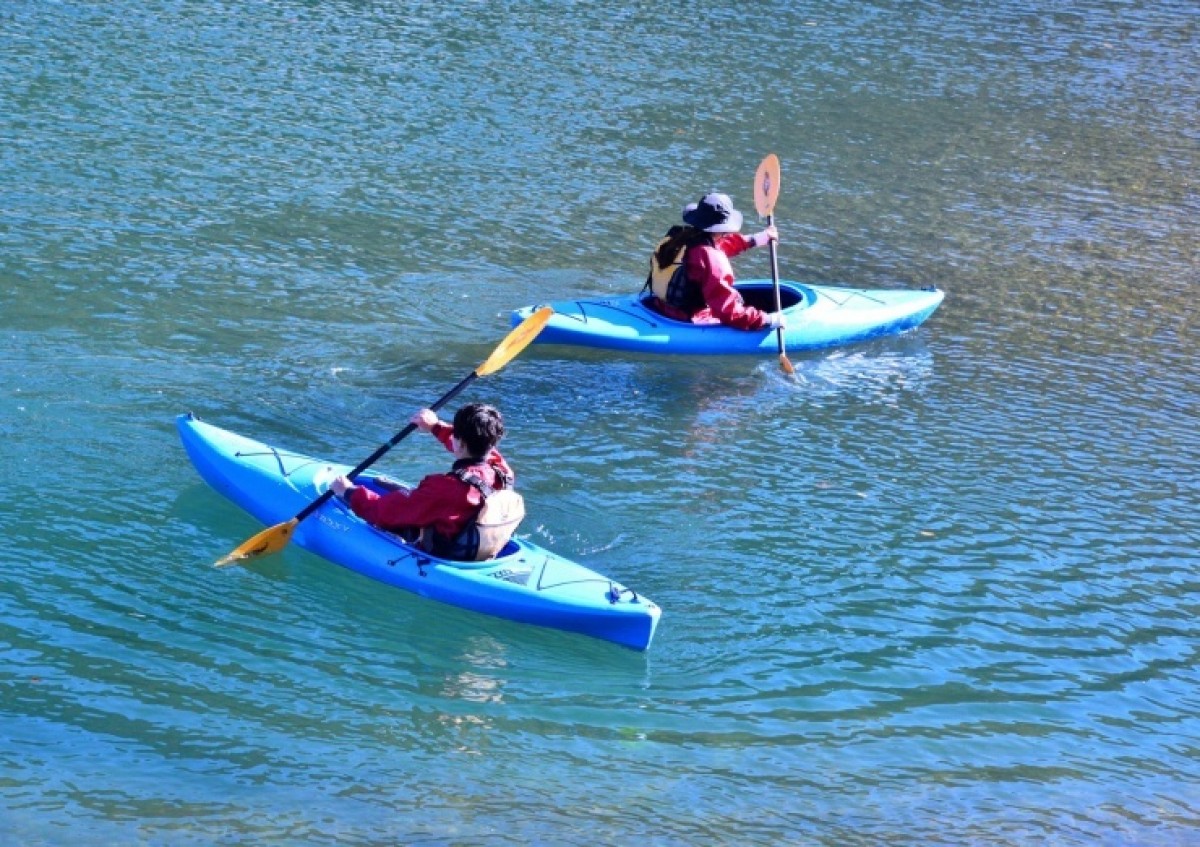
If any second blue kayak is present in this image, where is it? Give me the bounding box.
[178,414,661,651]
[512,279,944,355]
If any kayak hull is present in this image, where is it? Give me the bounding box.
[177,414,661,651]
[512,280,943,355]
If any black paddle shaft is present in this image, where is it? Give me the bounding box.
[767,213,786,352]
[291,371,479,524]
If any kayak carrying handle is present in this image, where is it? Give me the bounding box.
[608,584,640,604]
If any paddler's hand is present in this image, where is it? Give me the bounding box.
[411,408,439,432]
[751,226,778,248]
[764,311,787,330]
[330,475,356,499]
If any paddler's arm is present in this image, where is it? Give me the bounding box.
[718,226,777,258]
[411,408,456,453]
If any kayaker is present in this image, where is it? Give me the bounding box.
[329,403,521,560]
[645,193,784,331]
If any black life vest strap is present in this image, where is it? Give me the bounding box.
[448,462,513,499]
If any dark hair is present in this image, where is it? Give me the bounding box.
[654,224,708,269]
[452,403,505,458]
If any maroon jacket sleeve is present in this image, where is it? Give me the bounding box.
[687,242,769,331]
[348,473,477,537]
[430,421,455,452]
[717,232,754,259]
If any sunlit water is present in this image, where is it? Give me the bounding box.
[2,1,1197,845]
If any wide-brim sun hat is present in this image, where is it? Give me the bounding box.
[682,192,744,233]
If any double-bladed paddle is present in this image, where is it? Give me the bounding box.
[754,154,795,376]
[214,306,554,567]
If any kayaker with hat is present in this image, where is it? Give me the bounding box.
[644,192,784,331]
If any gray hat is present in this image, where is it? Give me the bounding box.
[683,192,744,233]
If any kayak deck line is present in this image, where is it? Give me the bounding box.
[572,298,659,328]
[233,447,322,480]
[815,287,892,307]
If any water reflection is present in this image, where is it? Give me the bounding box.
[439,636,511,705]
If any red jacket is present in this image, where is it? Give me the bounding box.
[684,233,770,329]
[346,422,513,540]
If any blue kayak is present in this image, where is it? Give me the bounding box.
[177,414,661,651]
[512,279,944,355]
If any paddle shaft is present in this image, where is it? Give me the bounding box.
[766,212,788,359]
[291,371,478,524]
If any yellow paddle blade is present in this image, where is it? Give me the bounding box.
[214,518,299,568]
[779,352,796,376]
[475,306,553,377]
[754,154,781,218]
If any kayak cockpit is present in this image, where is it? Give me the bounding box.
[637,281,810,323]
[733,281,808,311]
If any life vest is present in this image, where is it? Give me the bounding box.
[645,229,706,314]
[421,465,525,561]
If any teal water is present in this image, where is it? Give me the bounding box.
[2,1,1198,844]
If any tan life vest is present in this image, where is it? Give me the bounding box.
[468,481,525,560]
[420,468,525,561]
[647,235,686,302]
[646,227,707,314]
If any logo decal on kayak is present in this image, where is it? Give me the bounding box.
[317,514,351,533]
[490,568,531,586]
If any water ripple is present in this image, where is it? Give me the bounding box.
[3,0,1200,844]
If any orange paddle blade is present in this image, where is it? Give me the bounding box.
[214,518,298,568]
[754,154,781,218]
[779,351,795,376]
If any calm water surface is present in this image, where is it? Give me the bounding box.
[1,1,1197,845]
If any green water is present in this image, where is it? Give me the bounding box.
[2,1,1197,844]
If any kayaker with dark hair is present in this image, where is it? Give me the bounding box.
[645,193,783,331]
[330,403,522,560]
